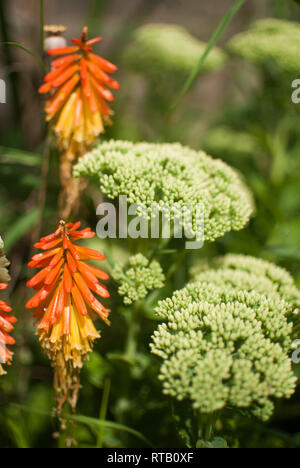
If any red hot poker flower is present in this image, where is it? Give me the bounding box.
[39,26,120,154]
[26,221,110,413]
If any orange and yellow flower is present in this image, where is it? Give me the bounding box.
[39,26,120,154]
[0,283,16,376]
[26,221,110,413]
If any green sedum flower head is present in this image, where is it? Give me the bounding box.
[227,18,300,76]
[0,236,10,284]
[151,254,298,421]
[74,140,254,244]
[113,254,165,305]
[124,23,226,82]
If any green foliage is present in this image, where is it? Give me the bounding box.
[203,127,259,161]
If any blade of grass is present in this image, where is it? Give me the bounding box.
[173,0,245,108]
[5,208,39,251]
[96,377,111,448]
[0,42,46,70]
[13,404,153,447]
[0,146,41,166]
[71,414,153,447]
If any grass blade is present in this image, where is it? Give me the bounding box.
[13,404,153,447]
[173,0,245,107]
[70,414,153,447]
[5,208,39,251]
[0,42,46,70]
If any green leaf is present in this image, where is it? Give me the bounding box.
[263,246,300,260]
[0,146,41,167]
[13,404,153,447]
[6,419,30,449]
[0,42,46,70]
[4,208,38,251]
[68,415,153,447]
[173,0,245,106]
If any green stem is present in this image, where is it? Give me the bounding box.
[197,412,216,444]
[125,302,140,361]
[96,378,111,448]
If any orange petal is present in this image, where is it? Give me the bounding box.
[26,265,50,288]
[87,61,112,85]
[71,284,87,316]
[46,74,80,117]
[86,37,102,46]
[88,53,118,73]
[39,82,52,94]
[44,258,64,286]
[67,251,78,273]
[48,46,79,56]
[75,245,106,261]
[63,264,73,293]
[79,261,109,281]
[52,64,80,88]
[51,54,81,69]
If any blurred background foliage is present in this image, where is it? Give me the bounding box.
[1,0,300,448]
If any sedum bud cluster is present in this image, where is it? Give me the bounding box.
[151,254,299,421]
[113,254,165,305]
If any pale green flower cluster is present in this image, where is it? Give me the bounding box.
[228,18,300,76]
[74,140,254,243]
[113,254,165,305]
[124,23,226,82]
[151,254,298,421]
[0,236,10,284]
[198,254,300,309]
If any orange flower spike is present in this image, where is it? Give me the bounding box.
[26,221,110,414]
[39,27,119,152]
